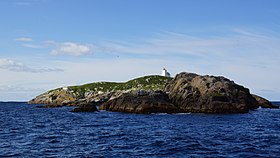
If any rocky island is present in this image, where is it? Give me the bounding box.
[29,72,278,114]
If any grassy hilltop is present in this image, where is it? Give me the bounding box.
[67,75,172,97]
[29,75,173,105]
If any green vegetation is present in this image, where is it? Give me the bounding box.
[65,75,172,96]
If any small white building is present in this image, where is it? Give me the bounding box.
[62,86,68,91]
[162,68,171,77]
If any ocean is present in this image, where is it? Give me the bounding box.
[0,102,280,157]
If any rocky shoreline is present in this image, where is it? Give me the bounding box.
[29,72,278,114]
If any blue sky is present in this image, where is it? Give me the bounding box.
[0,0,280,101]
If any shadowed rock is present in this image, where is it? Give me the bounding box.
[252,94,279,109]
[99,90,178,114]
[71,101,99,112]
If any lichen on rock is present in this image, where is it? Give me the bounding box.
[164,72,259,113]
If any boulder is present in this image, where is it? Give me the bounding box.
[164,72,259,113]
[252,94,279,109]
[99,90,178,114]
[71,101,99,112]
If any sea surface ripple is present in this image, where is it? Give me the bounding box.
[0,102,280,157]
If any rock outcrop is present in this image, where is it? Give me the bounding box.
[29,72,277,114]
[28,75,171,108]
[252,94,279,109]
[71,101,99,112]
[164,72,259,113]
[99,90,178,114]
[28,89,77,107]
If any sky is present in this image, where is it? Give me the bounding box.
[0,0,280,101]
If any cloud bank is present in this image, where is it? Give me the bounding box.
[0,58,63,73]
[105,30,280,65]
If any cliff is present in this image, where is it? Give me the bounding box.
[164,72,258,113]
[100,72,278,114]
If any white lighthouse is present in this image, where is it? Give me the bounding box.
[162,68,171,77]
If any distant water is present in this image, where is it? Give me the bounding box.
[0,102,280,157]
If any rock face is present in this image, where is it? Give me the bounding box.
[164,72,259,113]
[71,101,98,112]
[99,90,178,114]
[28,88,121,108]
[252,94,279,109]
[28,89,77,107]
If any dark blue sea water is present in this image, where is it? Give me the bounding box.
[0,102,280,158]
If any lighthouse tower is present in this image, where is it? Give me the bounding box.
[162,68,171,77]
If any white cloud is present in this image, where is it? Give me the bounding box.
[15,37,45,49]
[103,29,280,66]
[50,42,93,56]
[22,44,44,49]
[15,37,33,42]
[112,30,274,53]
[0,84,42,92]
[0,84,45,101]
[0,58,63,73]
